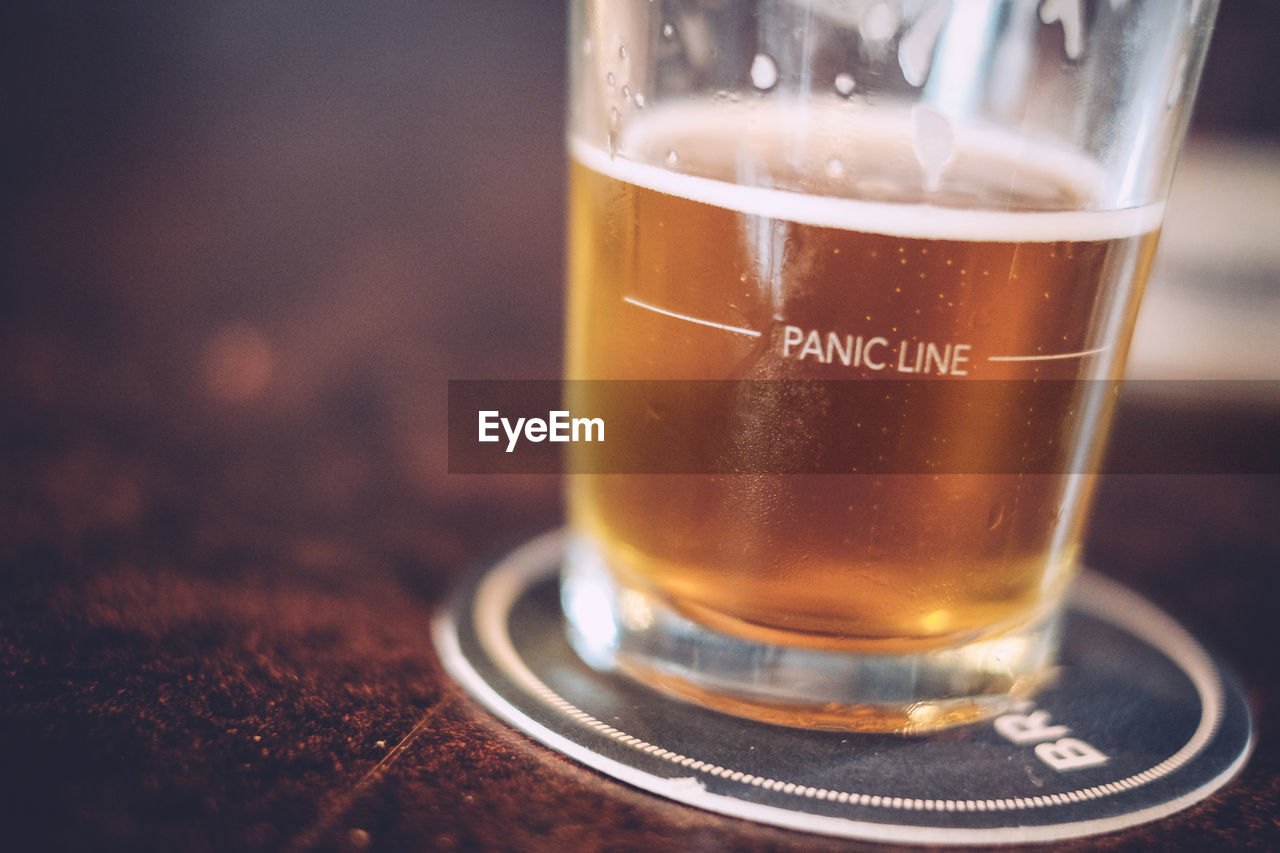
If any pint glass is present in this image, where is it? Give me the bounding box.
[561,0,1217,732]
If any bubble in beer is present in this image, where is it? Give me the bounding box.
[749,53,779,91]
[834,72,856,97]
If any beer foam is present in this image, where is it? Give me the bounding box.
[570,103,1163,243]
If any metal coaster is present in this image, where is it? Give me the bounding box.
[433,531,1253,845]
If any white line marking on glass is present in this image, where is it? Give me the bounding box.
[987,347,1110,362]
[623,296,762,338]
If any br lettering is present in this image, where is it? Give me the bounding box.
[994,707,1108,772]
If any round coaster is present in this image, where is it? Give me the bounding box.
[433,531,1253,845]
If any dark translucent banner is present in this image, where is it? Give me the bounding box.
[447,380,1280,475]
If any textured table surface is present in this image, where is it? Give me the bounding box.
[3,2,1278,850]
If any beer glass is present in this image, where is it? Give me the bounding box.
[561,0,1218,732]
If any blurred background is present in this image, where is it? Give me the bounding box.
[1,2,1278,850]
[2,1,574,581]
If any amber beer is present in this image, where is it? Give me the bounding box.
[565,104,1161,657]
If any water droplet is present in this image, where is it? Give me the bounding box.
[622,84,632,99]
[606,71,615,87]
[749,53,779,91]
[662,22,675,39]
[619,44,629,60]
[583,37,592,56]
[609,107,621,130]
[665,149,679,166]
[633,91,646,108]
[834,72,856,97]
[1040,0,1085,61]
[911,103,955,193]
[861,2,899,43]
[899,3,950,87]
[825,159,846,180]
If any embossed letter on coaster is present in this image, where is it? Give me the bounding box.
[435,531,1253,845]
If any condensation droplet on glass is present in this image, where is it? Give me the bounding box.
[662,22,675,39]
[834,72,856,97]
[606,71,615,87]
[825,159,846,180]
[583,37,592,56]
[911,103,955,193]
[749,53,779,91]
[622,84,632,99]
[609,107,621,131]
[619,44,629,61]
[898,2,950,87]
[665,149,679,166]
[633,91,646,108]
[1039,0,1085,61]
[860,2,899,43]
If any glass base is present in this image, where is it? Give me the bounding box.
[561,537,1062,734]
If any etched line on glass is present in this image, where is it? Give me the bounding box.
[987,347,1110,362]
[622,295,762,337]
